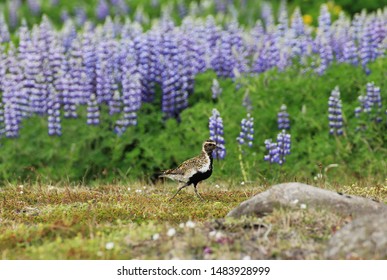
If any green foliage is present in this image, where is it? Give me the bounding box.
[326,0,383,14]
[2,0,385,32]
[0,59,386,184]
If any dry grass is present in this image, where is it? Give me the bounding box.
[0,180,386,259]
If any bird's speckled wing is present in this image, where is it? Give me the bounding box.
[164,158,196,174]
[161,156,205,182]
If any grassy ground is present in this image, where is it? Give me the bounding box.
[0,180,386,260]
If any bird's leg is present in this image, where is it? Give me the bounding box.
[169,183,189,201]
[193,183,205,201]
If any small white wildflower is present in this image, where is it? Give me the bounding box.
[143,186,147,189]
[179,223,185,228]
[127,187,131,191]
[209,230,217,237]
[47,185,55,191]
[19,185,24,189]
[300,204,307,209]
[20,191,24,194]
[152,233,160,241]
[314,173,323,181]
[135,189,142,193]
[167,228,176,237]
[240,181,245,185]
[292,199,299,204]
[214,231,225,240]
[215,184,220,188]
[105,242,114,250]
[185,221,196,228]
[242,255,251,260]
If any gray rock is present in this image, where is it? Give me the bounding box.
[227,182,387,218]
[325,212,387,259]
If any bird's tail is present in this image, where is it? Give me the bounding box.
[151,169,185,184]
[159,168,175,176]
[149,171,165,184]
[157,170,175,180]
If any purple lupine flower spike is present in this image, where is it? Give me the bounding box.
[277,104,290,130]
[264,139,279,164]
[87,94,100,126]
[115,56,142,135]
[111,0,129,15]
[367,82,382,109]
[75,8,87,26]
[60,72,77,119]
[0,14,10,43]
[4,44,29,132]
[27,0,41,15]
[3,102,19,138]
[365,82,382,122]
[8,0,20,29]
[2,45,24,137]
[343,39,358,66]
[96,42,113,104]
[47,85,62,136]
[371,85,382,123]
[209,109,226,159]
[328,86,344,135]
[264,130,291,165]
[318,4,331,35]
[68,38,88,106]
[0,102,5,138]
[291,7,305,36]
[359,22,372,75]
[96,0,110,21]
[109,91,122,116]
[277,130,291,165]
[316,35,333,75]
[261,2,274,29]
[355,82,383,123]
[237,113,254,147]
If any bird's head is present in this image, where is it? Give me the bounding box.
[203,139,217,154]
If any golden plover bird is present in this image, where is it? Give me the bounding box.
[160,139,217,201]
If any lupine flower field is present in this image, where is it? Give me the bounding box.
[0,0,386,260]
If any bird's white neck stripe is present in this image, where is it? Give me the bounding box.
[198,152,211,173]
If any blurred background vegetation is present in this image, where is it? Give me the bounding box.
[0,0,386,185]
[0,0,385,30]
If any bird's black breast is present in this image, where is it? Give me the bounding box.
[188,169,213,185]
[187,154,213,186]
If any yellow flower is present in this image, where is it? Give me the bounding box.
[303,14,313,25]
[326,1,342,16]
[327,1,335,10]
[333,5,342,15]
